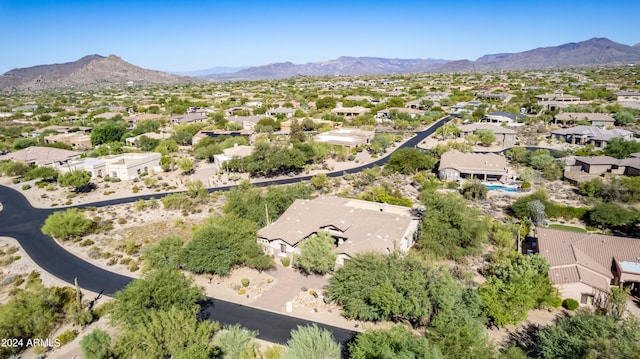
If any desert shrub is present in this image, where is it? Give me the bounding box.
[237,288,246,295]
[280,257,291,267]
[21,184,31,190]
[41,208,93,241]
[563,298,579,310]
[79,239,94,247]
[241,278,250,287]
[56,329,78,346]
[550,296,563,308]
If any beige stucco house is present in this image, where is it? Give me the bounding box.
[59,152,161,180]
[257,196,420,267]
[438,150,508,181]
[537,228,640,307]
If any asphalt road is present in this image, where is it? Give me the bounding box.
[0,117,450,345]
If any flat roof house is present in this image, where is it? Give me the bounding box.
[438,150,508,182]
[331,106,371,118]
[537,228,640,306]
[313,128,374,149]
[59,152,161,180]
[480,111,523,125]
[257,196,420,267]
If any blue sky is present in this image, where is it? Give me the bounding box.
[1,0,639,73]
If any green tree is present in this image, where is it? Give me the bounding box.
[0,282,75,357]
[614,109,636,125]
[213,325,259,359]
[22,166,59,181]
[58,170,91,192]
[587,202,639,229]
[535,312,640,359]
[135,135,160,151]
[114,306,219,359]
[80,329,112,359]
[283,324,340,359]
[182,216,273,276]
[384,148,437,175]
[294,232,336,275]
[604,138,640,159]
[476,129,496,146]
[155,139,179,155]
[349,325,443,359]
[327,252,434,324]
[316,97,337,110]
[176,157,194,174]
[310,173,331,192]
[109,269,205,326]
[0,160,29,176]
[479,254,557,328]
[91,119,127,146]
[461,179,488,200]
[142,236,184,271]
[41,208,93,240]
[418,191,489,260]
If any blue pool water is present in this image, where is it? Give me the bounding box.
[484,184,519,192]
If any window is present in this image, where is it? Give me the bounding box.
[137,169,141,175]
[111,172,117,178]
[279,244,287,254]
[580,294,594,305]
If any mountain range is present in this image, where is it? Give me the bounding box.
[0,55,189,92]
[1,38,639,90]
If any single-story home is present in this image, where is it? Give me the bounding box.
[537,228,640,306]
[59,152,161,180]
[257,196,420,266]
[479,111,523,125]
[0,147,82,168]
[438,150,508,181]
[457,124,517,148]
[265,108,296,118]
[552,113,615,127]
[563,155,640,182]
[550,126,634,148]
[170,112,208,124]
[330,106,371,118]
[44,133,92,150]
[213,144,254,169]
[376,107,425,121]
[313,128,374,149]
[615,90,640,103]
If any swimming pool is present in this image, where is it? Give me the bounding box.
[483,184,519,192]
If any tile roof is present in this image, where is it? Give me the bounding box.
[438,150,507,173]
[257,196,417,256]
[551,126,633,142]
[555,112,615,123]
[0,146,82,166]
[537,228,640,289]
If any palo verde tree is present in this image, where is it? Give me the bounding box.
[41,208,93,241]
[294,232,337,275]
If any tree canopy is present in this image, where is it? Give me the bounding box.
[41,208,93,240]
[294,232,336,275]
[383,148,438,175]
[418,191,489,260]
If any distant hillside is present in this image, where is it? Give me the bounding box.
[171,66,249,77]
[204,57,449,81]
[0,55,191,92]
[436,38,640,72]
[207,38,640,80]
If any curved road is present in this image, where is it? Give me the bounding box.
[0,117,450,345]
